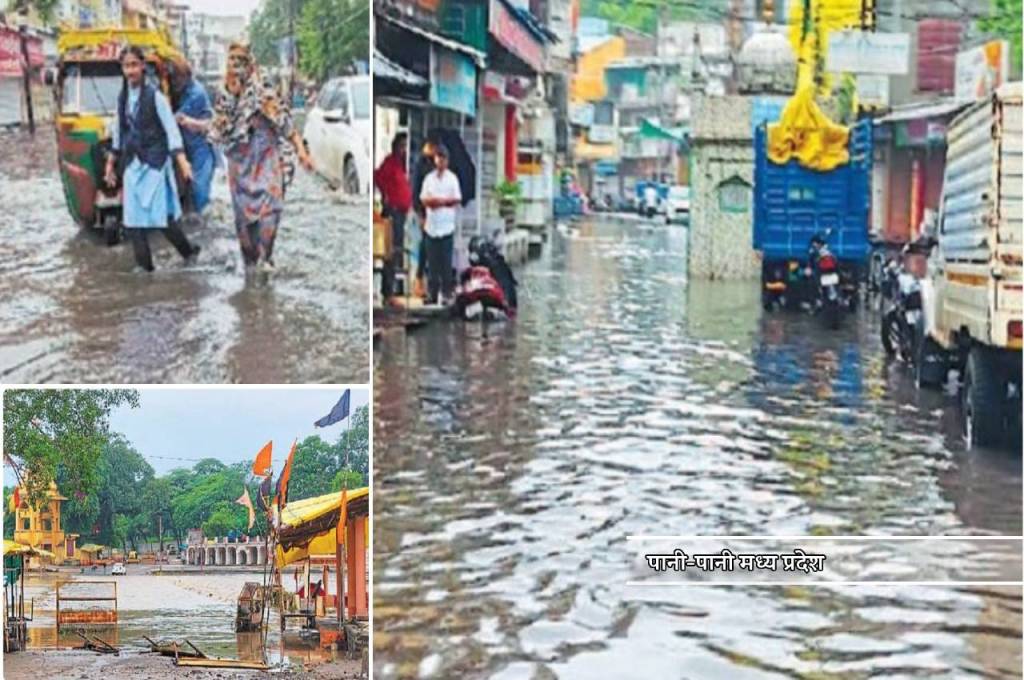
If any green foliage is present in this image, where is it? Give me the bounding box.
[249,0,309,68]
[3,389,138,510]
[332,469,364,491]
[297,0,369,81]
[578,0,714,36]
[980,0,1023,74]
[286,405,370,501]
[171,469,243,537]
[3,487,13,539]
[10,0,61,23]
[201,501,247,537]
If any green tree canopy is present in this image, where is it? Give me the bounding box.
[980,0,1023,75]
[3,389,138,510]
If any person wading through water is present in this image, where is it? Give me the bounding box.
[208,42,314,273]
[168,54,216,221]
[104,45,200,272]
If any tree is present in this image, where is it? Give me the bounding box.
[142,478,173,552]
[332,469,364,491]
[94,435,154,546]
[3,389,138,511]
[201,501,246,537]
[193,458,227,476]
[334,405,369,479]
[287,435,341,502]
[296,0,368,81]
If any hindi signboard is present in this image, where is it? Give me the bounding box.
[430,45,477,117]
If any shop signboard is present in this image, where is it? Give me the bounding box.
[827,30,909,75]
[955,40,1008,102]
[856,74,889,108]
[0,26,22,78]
[430,45,477,117]
[488,0,544,72]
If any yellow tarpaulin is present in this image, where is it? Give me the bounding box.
[3,541,55,559]
[275,488,369,567]
[78,544,106,554]
[767,85,849,171]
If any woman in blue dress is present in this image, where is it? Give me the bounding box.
[103,45,200,272]
[168,55,216,216]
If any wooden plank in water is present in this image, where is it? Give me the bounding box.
[175,657,270,670]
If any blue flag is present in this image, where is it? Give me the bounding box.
[314,389,351,428]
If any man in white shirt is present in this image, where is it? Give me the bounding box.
[419,144,462,304]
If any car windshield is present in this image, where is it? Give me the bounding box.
[350,80,369,120]
[61,62,123,115]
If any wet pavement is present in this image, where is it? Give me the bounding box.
[0,128,368,383]
[373,217,1023,678]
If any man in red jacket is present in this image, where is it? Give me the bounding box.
[374,133,412,297]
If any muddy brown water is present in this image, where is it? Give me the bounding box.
[373,218,1023,678]
[17,568,338,669]
[0,128,368,383]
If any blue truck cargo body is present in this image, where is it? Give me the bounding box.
[753,119,873,262]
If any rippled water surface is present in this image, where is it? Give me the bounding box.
[374,218,1022,678]
[0,128,368,383]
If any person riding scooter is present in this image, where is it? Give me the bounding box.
[454,236,518,320]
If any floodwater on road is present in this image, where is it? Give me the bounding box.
[0,128,368,383]
[18,568,336,669]
[373,217,1023,678]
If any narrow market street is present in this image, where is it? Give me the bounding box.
[373,216,1022,678]
[0,128,369,384]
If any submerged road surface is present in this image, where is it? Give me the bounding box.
[0,128,368,383]
[373,217,1022,678]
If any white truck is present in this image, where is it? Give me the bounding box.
[921,82,1022,447]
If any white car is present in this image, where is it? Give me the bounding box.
[303,75,371,194]
[111,562,126,575]
[663,185,690,223]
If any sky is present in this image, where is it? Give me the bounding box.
[186,0,262,18]
[4,387,369,485]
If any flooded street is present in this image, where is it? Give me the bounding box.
[373,217,1022,678]
[16,567,342,668]
[0,128,368,383]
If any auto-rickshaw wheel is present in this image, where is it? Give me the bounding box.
[102,215,122,246]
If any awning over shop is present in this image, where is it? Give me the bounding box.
[378,13,486,67]
[638,118,688,146]
[488,0,547,74]
[78,543,106,554]
[275,487,369,567]
[874,98,967,124]
[373,50,428,88]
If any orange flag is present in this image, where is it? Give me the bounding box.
[252,440,273,478]
[337,487,348,546]
[9,487,20,513]
[276,439,297,511]
[235,488,255,530]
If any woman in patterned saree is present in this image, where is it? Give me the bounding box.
[210,43,314,271]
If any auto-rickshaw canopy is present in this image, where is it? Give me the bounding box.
[57,27,181,63]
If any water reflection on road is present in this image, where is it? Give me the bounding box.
[0,128,368,383]
[373,217,1022,678]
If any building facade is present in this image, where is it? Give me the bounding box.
[12,481,79,563]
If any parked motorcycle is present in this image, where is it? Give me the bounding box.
[880,251,922,361]
[454,237,518,321]
[808,233,843,329]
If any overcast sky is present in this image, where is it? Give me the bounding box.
[186,0,261,19]
[4,387,369,485]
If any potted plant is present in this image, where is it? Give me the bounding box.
[495,179,522,231]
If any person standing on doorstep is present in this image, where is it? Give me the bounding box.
[168,55,216,220]
[419,144,461,305]
[374,132,412,297]
[104,45,200,273]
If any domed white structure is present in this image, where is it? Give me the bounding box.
[736,26,796,94]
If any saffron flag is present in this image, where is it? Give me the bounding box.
[276,439,298,511]
[252,440,273,478]
[337,487,348,546]
[9,487,19,513]
[235,488,255,530]
[314,390,351,428]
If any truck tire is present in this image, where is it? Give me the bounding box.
[962,346,1004,448]
[913,326,946,389]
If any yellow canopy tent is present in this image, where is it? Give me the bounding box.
[3,540,55,559]
[78,543,106,554]
[275,487,369,567]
